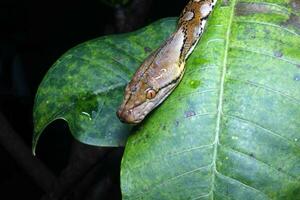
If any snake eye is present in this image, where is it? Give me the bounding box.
[146,89,156,99]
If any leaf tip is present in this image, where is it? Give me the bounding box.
[32,129,41,156]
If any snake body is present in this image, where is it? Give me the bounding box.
[117,0,216,124]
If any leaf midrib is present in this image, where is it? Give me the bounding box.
[211,0,237,198]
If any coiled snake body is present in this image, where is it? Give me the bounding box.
[117,0,216,124]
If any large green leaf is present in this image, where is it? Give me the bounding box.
[121,0,300,199]
[32,18,177,153]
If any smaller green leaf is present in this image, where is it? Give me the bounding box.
[32,18,177,154]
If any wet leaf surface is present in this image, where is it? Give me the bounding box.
[121,0,300,199]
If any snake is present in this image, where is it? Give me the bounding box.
[117,0,216,124]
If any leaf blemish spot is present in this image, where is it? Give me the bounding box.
[235,2,272,16]
[231,136,238,140]
[291,0,300,10]
[294,74,300,81]
[221,0,230,7]
[144,47,152,53]
[274,51,283,58]
[283,14,300,29]
[184,110,196,118]
[189,80,201,89]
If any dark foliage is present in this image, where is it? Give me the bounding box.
[0,0,186,199]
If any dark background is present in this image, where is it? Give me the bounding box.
[0,0,187,199]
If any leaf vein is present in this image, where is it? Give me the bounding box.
[191,191,212,200]
[71,55,129,82]
[230,46,300,66]
[135,163,213,199]
[186,65,219,76]
[234,19,300,37]
[225,114,300,149]
[128,137,216,172]
[227,77,300,104]
[221,144,299,180]
[212,0,237,198]
[167,143,216,157]
[86,42,136,73]
[97,51,135,74]
[247,2,293,15]
[102,40,143,63]
[216,171,271,199]
[166,89,218,104]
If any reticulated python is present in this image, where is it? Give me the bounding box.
[117,0,216,123]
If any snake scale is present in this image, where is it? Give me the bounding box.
[117,0,217,124]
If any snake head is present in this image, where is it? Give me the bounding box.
[117,71,180,124]
[117,77,157,124]
[117,29,186,124]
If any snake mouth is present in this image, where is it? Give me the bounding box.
[117,110,142,124]
[117,106,146,124]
